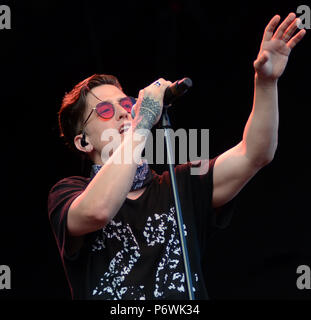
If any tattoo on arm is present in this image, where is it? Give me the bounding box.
[134,97,161,131]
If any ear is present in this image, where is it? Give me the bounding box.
[74,133,94,153]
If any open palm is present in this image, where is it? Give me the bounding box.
[254,13,306,81]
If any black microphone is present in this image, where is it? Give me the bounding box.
[163,77,192,106]
[131,77,192,119]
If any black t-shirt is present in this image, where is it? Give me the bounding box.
[48,158,236,300]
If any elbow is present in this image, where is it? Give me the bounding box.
[260,155,274,167]
[82,198,110,227]
[88,203,110,226]
[78,193,123,230]
[88,198,122,227]
[253,142,278,168]
[263,144,278,166]
[255,151,276,168]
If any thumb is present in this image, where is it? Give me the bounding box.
[254,50,269,70]
[131,90,144,119]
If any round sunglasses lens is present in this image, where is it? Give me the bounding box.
[96,102,114,119]
[120,97,136,112]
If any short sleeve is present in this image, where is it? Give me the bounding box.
[192,157,236,228]
[47,176,88,259]
[176,157,237,241]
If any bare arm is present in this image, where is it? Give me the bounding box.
[68,133,144,236]
[212,13,306,208]
[67,79,171,236]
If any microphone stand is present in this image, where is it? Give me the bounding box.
[160,106,195,300]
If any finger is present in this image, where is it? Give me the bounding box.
[138,89,144,98]
[156,78,166,86]
[273,12,296,39]
[282,18,301,42]
[160,80,172,92]
[131,90,144,119]
[262,15,281,42]
[136,89,145,103]
[148,78,166,90]
[150,78,171,94]
[254,51,269,70]
[287,28,306,49]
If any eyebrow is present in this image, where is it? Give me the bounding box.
[88,90,128,105]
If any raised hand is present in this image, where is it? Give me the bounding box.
[254,13,306,82]
[132,78,172,132]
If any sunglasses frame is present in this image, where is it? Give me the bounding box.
[79,90,136,134]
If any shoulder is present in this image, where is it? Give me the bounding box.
[151,158,217,185]
[49,176,90,193]
[48,176,90,218]
[48,176,90,206]
[176,158,217,177]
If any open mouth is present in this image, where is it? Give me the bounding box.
[119,123,131,134]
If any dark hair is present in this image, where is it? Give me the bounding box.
[58,74,123,151]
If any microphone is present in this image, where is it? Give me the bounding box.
[163,77,192,106]
[131,77,192,119]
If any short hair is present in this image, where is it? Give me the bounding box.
[58,74,123,151]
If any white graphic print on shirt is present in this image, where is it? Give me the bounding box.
[91,206,198,299]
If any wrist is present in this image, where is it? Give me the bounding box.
[132,115,153,139]
[133,112,154,132]
[133,97,160,132]
[255,73,278,88]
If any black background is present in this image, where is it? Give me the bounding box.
[0,0,310,300]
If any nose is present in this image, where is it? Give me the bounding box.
[115,104,130,121]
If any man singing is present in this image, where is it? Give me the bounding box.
[48,13,306,299]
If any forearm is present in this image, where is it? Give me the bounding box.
[242,75,279,166]
[70,83,167,231]
[76,94,161,223]
[79,129,146,222]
